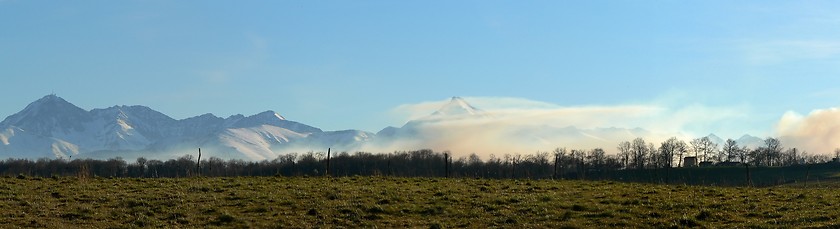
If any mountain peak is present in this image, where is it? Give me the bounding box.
[32,94,73,106]
[431,96,483,116]
[40,93,60,100]
[0,94,91,136]
[255,110,286,120]
[226,110,320,133]
[5,94,87,119]
[705,133,722,140]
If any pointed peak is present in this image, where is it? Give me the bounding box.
[25,94,83,110]
[432,96,482,116]
[33,94,70,104]
[0,94,91,134]
[254,110,285,120]
[448,96,470,105]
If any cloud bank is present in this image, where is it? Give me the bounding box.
[777,108,840,154]
[376,97,758,157]
[392,97,753,136]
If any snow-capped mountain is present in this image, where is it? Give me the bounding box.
[736,134,765,148]
[431,96,484,116]
[704,133,766,149]
[0,95,370,160]
[705,134,724,146]
[373,97,673,154]
[400,97,491,129]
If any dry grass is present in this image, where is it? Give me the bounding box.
[1,175,839,228]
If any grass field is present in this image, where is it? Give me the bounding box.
[1,176,839,228]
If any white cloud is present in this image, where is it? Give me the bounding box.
[391,97,751,136]
[381,96,757,157]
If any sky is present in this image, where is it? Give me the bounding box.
[3,1,840,144]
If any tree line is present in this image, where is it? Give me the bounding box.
[612,136,832,170]
[0,137,837,181]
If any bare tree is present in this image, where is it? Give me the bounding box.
[690,137,718,163]
[674,139,688,167]
[721,139,739,163]
[617,141,632,169]
[552,147,568,178]
[764,138,782,166]
[588,148,607,170]
[531,151,550,178]
[570,149,587,177]
[630,138,649,170]
[659,137,686,168]
[780,148,800,166]
[749,147,763,166]
[690,138,704,159]
[135,157,147,177]
[806,153,831,164]
[648,143,658,169]
[701,137,719,163]
[834,148,840,162]
[736,146,749,164]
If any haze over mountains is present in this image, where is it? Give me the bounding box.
[0,95,767,160]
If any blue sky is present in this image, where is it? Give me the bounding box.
[3,1,840,139]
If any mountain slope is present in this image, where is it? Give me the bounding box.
[0,95,368,160]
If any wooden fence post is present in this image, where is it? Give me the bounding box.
[326,148,331,177]
[197,148,201,177]
[444,153,450,178]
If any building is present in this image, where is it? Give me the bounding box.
[683,156,698,167]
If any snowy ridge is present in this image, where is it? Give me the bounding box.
[0,95,359,160]
[705,133,766,149]
[403,97,491,129]
[431,97,484,116]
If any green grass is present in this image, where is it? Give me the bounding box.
[1,176,839,228]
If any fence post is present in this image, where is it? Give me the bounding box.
[197,148,201,177]
[326,148,331,177]
[444,152,449,178]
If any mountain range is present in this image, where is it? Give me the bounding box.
[0,95,767,160]
[0,95,372,160]
[704,133,765,149]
